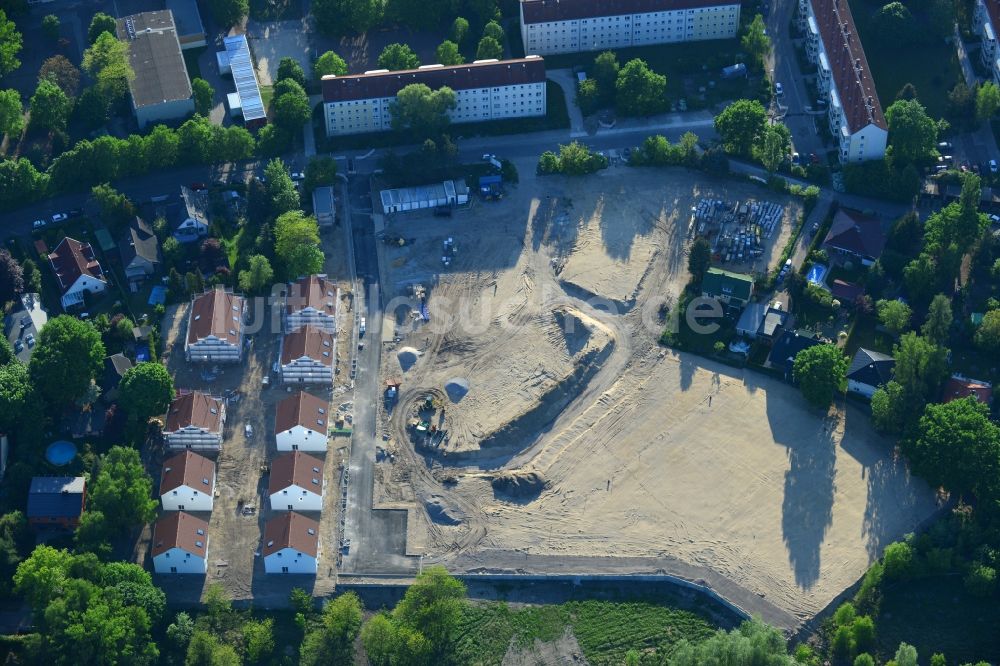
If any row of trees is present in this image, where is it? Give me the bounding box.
[713,99,792,172]
[577,51,667,117]
[312,0,500,38]
[538,141,609,175]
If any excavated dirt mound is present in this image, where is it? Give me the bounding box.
[491,470,549,501]
[423,495,463,525]
[444,377,471,403]
[397,347,421,372]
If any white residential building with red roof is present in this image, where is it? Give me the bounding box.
[268,451,325,512]
[159,450,216,511]
[279,326,335,385]
[163,391,226,451]
[322,57,546,136]
[275,391,330,451]
[152,512,209,574]
[263,512,319,574]
[286,275,339,333]
[519,0,740,55]
[47,238,108,309]
[185,288,246,363]
[800,0,887,163]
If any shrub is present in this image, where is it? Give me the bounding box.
[964,564,997,597]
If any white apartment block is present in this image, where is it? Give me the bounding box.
[322,57,546,136]
[800,0,887,163]
[975,0,1000,85]
[519,0,740,56]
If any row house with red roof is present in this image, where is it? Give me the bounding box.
[800,0,887,163]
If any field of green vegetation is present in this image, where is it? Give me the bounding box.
[451,599,718,665]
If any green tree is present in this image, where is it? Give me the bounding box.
[974,309,1000,353]
[592,50,619,103]
[885,99,938,163]
[688,237,711,284]
[577,78,600,115]
[0,362,30,432]
[303,155,338,194]
[89,446,158,527]
[87,12,116,44]
[615,58,666,116]
[277,56,306,86]
[754,122,791,173]
[29,78,72,132]
[871,2,915,48]
[892,332,948,411]
[390,83,456,138]
[714,99,767,157]
[82,31,133,108]
[207,0,248,27]
[894,642,919,666]
[0,247,22,303]
[313,0,381,35]
[921,294,953,344]
[392,566,466,653]
[314,50,347,81]
[378,43,420,71]
[907,397,1000,499]
[238,254,274,294]
[670,619,792,664]
[451,16,469,44]
[300,592,362,666]
[264,158,300,215]
[119,362,174,424]
[272,78,311,130]
[476,36,503,60]
[903,252,939,303]
[361,613,397,666]
[0,10,22,78]
[0,157,47,208]
[871,380,907,433]
[75,510,113,557]
[977,81,1000,122]
[41,14,59,41]
[91,182,135,228]
[557,141,607,175]
[187,630,240,665]
[29,315,104,405]
[435,40,463,66]
[876,299,912,336]
[39,55,81,97]
[243,617,275,664]
[191,78,214,116]
[482,19,504,42]
[792,344,848,408]
[538,150,560,174]
[740,14,771,69]
[964,564,997,597]
[855,655,876,666]
[274,210,323,277]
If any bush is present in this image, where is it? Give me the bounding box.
[964,564,997,597]
[882,541,915,580]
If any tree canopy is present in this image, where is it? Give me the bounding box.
[885,98,937,163]
[475,36,503,60]
[29,78,72,133]
[314,50,348,81]
[191,78,214,117]
[615,59,666,116]
[89,446,159,528]
[876,299,912,336]
[0,10,21,78]
[119,362,174,425]
[714,99,767,157]
[0,88,22,138]
[207,0,248,28]
[313,0,381,35]
[390,83,456,138]
[264,158,300,216]
[29,315,105,406]
[237,254,274,294]
[975,309,1000,354]
[87,12,116,44]
[435,40,463,66]
[300,592,362,665]
[740,14,771,69]
[792,344,848,408]
[274,211,323,278]
[378,43,420,71]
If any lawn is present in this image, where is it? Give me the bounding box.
[875,576,1000,663]
[452,599,719,666]
[844,313,893,356]
[846,0,962,118]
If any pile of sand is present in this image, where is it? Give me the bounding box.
[444,377,470,403]
[423,495,463,525]
[397,347,421,372]
[491,470,548,500]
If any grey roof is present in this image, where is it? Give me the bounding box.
[222,35,266,123]
[116,11,193,109]
[165,0,204,40]
[760,308,788,338]
[313,186,335,214]
[122,217,162,267]
[179,186,209,226]
[27,477,85,519]
[847,348,895,387]
[768,330,825,375]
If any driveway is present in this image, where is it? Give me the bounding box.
[547,69,586,136]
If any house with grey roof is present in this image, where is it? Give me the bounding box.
[846,348,894,398]
[27,477,86,529]
[121,217,162,285]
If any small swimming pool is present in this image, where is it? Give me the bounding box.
[45,440,77,466]
[806,263,828,285]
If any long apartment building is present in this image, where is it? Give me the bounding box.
[322,57,546,136]
[975,0,1000,85]
[800,0,887,163]
[519,0,740,56]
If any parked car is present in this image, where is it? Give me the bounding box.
[774,82,784,96]
[25,334,35,347]
[32,219,46,230]
[990,213,1000,225]
[13,340,23,353]
[991,159,998,174]
[482,153,495,161]
[290,171,305,181]
[51,213,68,223]
[791,152,801,166]
[938,141,953,150]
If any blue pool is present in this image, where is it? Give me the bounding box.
[806,263,828,285]
[45,440,77,466]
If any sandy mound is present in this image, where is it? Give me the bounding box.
[397,347,421,372]
[491,470,548,501]
[444,377,471,403]
[423,495,463,525]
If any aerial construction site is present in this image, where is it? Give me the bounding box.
[365,162,938,629]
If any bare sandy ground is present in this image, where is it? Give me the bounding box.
[375,163,936,626]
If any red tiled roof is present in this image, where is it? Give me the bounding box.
[268,451,324,496]
[164,391,224,433]
[48,237,106,294]
[151,511,209,557]
[811,0,886,132]
[830,279,864,302]
[943,377,993,405]
[274,391,329,434]
[521,0,732,22]
[160,450,215,494]
[287,275,338,316]
[281,326,335,366]
[187,288,244,345]
[322,57,546,103]
[822,208,886,259]
[263,512,319,557]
